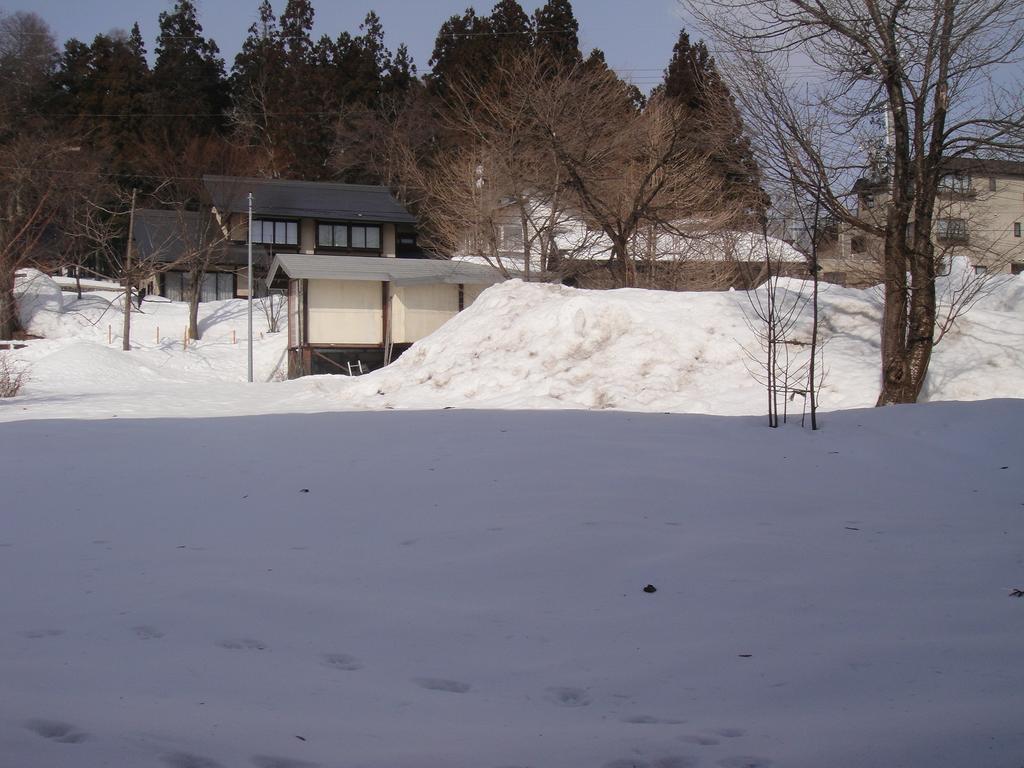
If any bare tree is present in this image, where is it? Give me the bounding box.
[142,136,254,341]
[527,59,748,287]
[684,0,1024,404]
[0,137,84,339]
[0,10,58,134]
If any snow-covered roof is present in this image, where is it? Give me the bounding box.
[266,254,504,286]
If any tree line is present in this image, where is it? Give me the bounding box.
[0,0,763,340]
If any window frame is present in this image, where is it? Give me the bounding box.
[315,221,382,253]
[938,172,972,195]
[1014,222,1021,238]
[251,218,299,247]
[936,217,968,242]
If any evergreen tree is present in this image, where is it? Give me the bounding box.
[660,28,763,212]
[382,43,418,102]
[533,0,581,66]
[488,0,532,59]
[151,0,228,146]
[279,0,315,62]
[230,0,285,174]
[427,8,494,96]
[53,26,151,175]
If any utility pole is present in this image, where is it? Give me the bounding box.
[247,191,254,383]
[122,188,137,352]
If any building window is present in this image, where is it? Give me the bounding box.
[850,236,866,254]
[1011,263,1023,275]
[316,222,381,251]
[501,224,524,252]
[989,177,997,191]
[1014,222,1021,238]
[350,225,381,250]
[974,265,987,276]
[938,172,971,195]
[318,223,349,248]
[936,217,968,242]
[252,219,297,246]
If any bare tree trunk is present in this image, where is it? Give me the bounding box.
[0,265,17,339]
[187,271,201,341]
[877,237,911,404]
[611,235,636,287]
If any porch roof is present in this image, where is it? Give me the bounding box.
[266,254,504,287]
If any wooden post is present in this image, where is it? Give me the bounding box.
[183,328,188,350]
[156,326,160,344]
[232,329,236,345]
[107,324,112,345]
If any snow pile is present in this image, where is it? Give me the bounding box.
[349,269,1023,412]
[0,401,1022,767]
[13,270,64,338]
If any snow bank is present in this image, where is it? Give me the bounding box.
[4,260,1022,421]
[13,269,63,337]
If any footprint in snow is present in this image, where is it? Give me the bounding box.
[323,653,362,671]
[414,677,471,693]
[162,752,226,768]
[545,686,591,707]
[219,638,267,651]
[680,735,719,746]
[713,728,746,738]
[604,759,696,768]
[134,625,164,640]
[622,715,686,725]
[25,719,89,744]
[20,628,63,639]
[251,756,320,768]
[717,758,773,768]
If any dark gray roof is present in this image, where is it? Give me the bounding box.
[943,157,1024,177]
[133,208,273,266]
[267,254,504,286]
[203,175,417,224]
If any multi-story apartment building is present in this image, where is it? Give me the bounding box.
[819,158,1024,285]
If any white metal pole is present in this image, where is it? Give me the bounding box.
[247,191,254,383]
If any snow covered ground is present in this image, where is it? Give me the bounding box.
[1,267,1023,767]
[0,402,1022,767]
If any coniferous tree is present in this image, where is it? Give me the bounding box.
[427,9,495,96]
[383,43,417,101]
[151,0,228,146]
[659,28,764,213]
[489,0,532,59]
[533,0,582,67]
[53,27,151,176]
[231,0,285,174]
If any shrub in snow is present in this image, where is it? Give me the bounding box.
[0,353,27,397]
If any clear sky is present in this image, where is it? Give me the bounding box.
[10,0,697,91]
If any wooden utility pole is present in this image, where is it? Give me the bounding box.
[122,188,137,352]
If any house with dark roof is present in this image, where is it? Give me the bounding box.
[132,175,502,376]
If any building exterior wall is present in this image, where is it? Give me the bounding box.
[463,284,488,306]
[822,169,1024,284]
[391,284,460,343]
[306,279,383,345]
[300,218,316,254]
